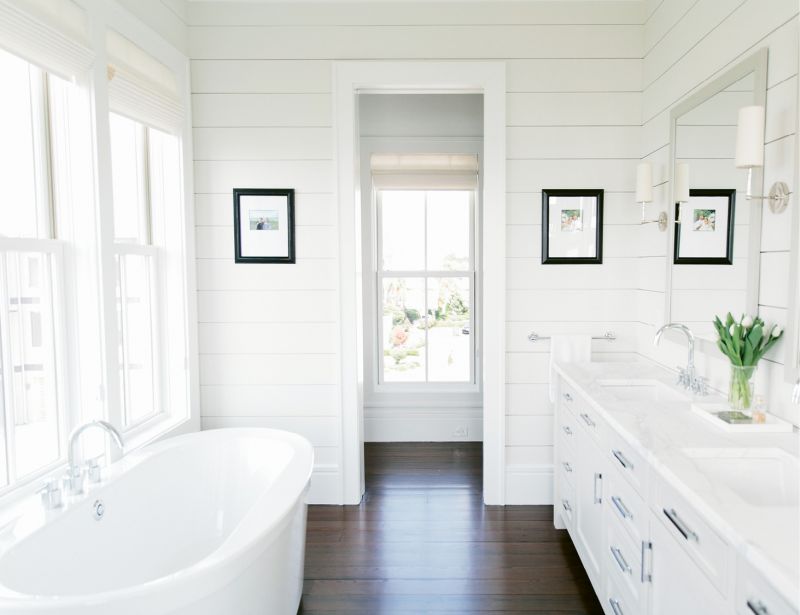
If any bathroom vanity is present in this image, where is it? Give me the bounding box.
[553,360,799,615]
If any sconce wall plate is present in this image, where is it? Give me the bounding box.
[768,181,791,214]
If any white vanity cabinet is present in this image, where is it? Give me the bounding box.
[649,510,729,615]
[552,369,798,615]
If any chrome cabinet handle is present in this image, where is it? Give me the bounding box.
[608,597,624,615]
[561,499,572,512]
[612,449,633,470]
[562,461,573,473]
[747,600,769,615]
[611,545,632,574]
[562,393,573,402]
[663,508,698,541]
[593,472,603,504]
[580,412,595,427]
[641,541,652,583]
[562,425,573,436]
[611,495,632,520]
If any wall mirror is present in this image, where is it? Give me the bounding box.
[665,49,768,340]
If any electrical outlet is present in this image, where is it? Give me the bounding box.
[454,425,469,438]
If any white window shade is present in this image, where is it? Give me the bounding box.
[371,153,479,190]
[106,30,183,133]
[0,0,92,80]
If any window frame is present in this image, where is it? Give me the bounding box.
[0,58,74,495]
[373,186,479,393]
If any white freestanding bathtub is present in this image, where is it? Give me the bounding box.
[0,428,313,615]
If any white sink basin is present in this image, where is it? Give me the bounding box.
[596,379,689,403]
[681,447,799,507]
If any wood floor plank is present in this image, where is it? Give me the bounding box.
[301,442,602,614]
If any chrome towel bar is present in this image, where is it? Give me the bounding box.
[528,331,616,343]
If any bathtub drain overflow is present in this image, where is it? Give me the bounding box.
[93,499,105,521]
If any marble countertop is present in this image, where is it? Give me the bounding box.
[554,359,800,606]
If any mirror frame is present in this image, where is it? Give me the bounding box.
[785,69,800,383]
[664,48,769,347]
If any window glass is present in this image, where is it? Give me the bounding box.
[109,113,147,244]
[426,191,470,271]
[380,191,425,271]
[4,252,60,478]
[0,49,43,239]
[377,189,474,384]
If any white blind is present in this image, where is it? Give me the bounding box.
[106,30,183,133]
[0,0,93,80]
[371,153,479,190]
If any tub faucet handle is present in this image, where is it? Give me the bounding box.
[85,457,103,484]
[37,479,63,510]
[63,465,85,496]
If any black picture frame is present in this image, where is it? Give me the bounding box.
[541,189,604,265]
[233,188,295,264]
[674,188,735,265]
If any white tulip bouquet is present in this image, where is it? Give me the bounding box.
[713,313,783,410]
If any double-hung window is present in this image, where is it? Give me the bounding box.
[374,173,477,386]
[0,49,72,488]
[109,113,182,430]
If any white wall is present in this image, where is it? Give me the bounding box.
[187,0,644,504]
[114,0,188,53]
[637,0,800,427]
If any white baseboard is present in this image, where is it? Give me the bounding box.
[306,464,341,504]
[364,407,483,442]
[504,463,553,505]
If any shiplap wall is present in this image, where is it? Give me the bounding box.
[187,0,644,504]
[638,0,800,426]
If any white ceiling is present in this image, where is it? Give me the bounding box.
[186,0,642,3]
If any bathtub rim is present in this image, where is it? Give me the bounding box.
[0,428,313,611]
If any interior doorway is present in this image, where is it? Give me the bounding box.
[333,62,507,505]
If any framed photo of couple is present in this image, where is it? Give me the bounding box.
[233,188,295,264]
[674,188,735,265]
[541,189,604,264]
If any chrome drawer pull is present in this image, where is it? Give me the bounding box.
[611,545,632,574]
[561,499,572,512]
[562,393,573,402]
[609,597,624,615]
[593,472,603,504]
[611,495,632,520]
[580,412,595,427]
[746,600,769,615]
[562,461,573,473]
[612,449,633,470]
[663,508,698,542]
[562,426,573,436]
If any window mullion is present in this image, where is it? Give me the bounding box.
[118,256,132,426]
[423,191,429,384]
[0,254,14,485]
[0,254,18,483]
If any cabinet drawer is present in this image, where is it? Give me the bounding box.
[606,427,648,496]
[558,446,576,488]
[558,409,578,452]
[654,477,731,596]
[735,555,798,615]
[562,386,606,442]
[605,565,637,615]
[558,472,577,533]
[605,466,648,547]
[606,507,648,612]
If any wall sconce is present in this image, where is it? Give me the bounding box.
[636,162,667,231]
[674,162,690,224]
[735,105,792,214]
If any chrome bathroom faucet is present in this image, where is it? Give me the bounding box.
[654,323,707,395]
[64,421,124,495]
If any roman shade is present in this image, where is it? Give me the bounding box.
[370,153,479,190]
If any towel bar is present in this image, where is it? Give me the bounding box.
[528,331,616,343]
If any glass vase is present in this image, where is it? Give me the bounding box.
[728,364,757,413]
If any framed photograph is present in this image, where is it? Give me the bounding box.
[233,188,295,264]
[542,189,604,264]
[674,189,735,265]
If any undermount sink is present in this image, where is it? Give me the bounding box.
[596,379,689,403]
[681,447,799,507]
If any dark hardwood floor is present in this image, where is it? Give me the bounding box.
[300,442,603,614]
